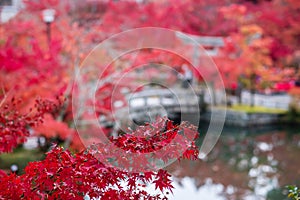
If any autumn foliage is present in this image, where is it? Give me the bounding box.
[0,97,63,153]
[0,0,299,199]
[0,117,199,199]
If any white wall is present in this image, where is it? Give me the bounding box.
[241,91,291,110]
[0,0,23,23]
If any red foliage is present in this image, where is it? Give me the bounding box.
[33,114,73,140]
[0,97,63,153]
[99,0,237,37]
[0,118,199,199]
[1,0,298,198]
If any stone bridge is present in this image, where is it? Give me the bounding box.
[99,87,205,128]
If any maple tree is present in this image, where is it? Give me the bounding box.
[0,96,63,153]
[0,113,199,199]
[249,0,300,65]
[215,3,289,105]
[220,0,299,87]
[0,0,98,149]
[0,7,200,194]
[98,0,238,37]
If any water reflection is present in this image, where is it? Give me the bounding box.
[170,178,226,200]
[166,123,300,199]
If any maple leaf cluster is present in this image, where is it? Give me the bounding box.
[0,146,168,199]
[84,117,199,172]
[0,117,199,200]
[0,97,64,153]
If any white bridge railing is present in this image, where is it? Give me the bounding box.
[116,88,201,123]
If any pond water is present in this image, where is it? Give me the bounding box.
[164,123,300,200]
